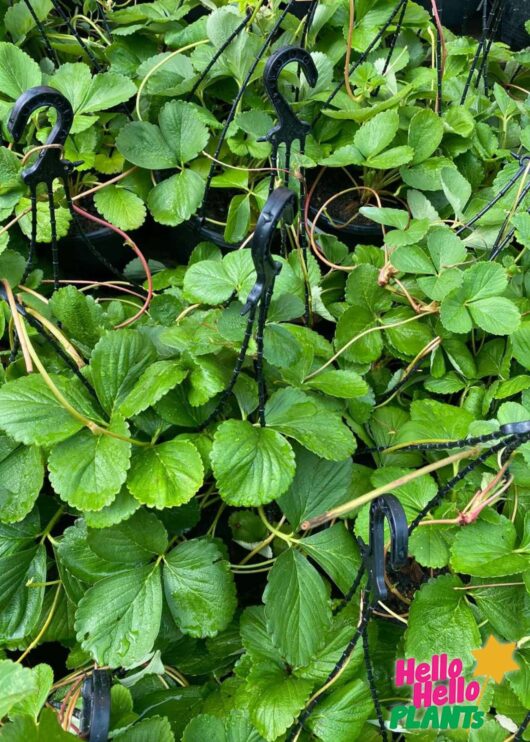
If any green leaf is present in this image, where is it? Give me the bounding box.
[247,661,312,741]
[183,261,237,305]
[0,43,41,100]
[0,660,37,718]
[91,330,156,415]
[441,167,472,217]
[301,523,361,594]
[117,100,209,169]
[304,369,368,399]
[84,488,140,529]
[87,511,168,565]
[0,375,88,446]
[148,169,205,227]
[307,679,373,742]
[9,663,53,721]
[0,708,74,741]
[56,520,123,585]
[48,418,131,511]
[278,446,353,530]
[354,109,399,158]
[211,420,295,506]
[127,439,204,509]
[405,574,481,668]
[163,538,237,637]
[94,186,146,231]
[468,297,521,335]
[473,583,530,643]
[358,207,409,230]
[265,388,356,461]
[49,286,104,353]
[51,63,136,116]
[440,262,520,336]
[17,200,71,243]
[335,306,383,364]
[264,549,331,667]
[0,435,44,523]
[75,564,162,667]
[365,145,414,169]
[5,0,52,43]
[118,360,188,418]
[451,512,530,577]
[408,108,444,164]
[114,716,175,741]
[0,544,46,642]
[225,194,251,244]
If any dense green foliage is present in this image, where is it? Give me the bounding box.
[0,0,529,740]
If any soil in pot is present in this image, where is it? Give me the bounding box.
[416,0,481,34]
[499,0,530,50]
[59,205,133,281]
[307,168,399,247]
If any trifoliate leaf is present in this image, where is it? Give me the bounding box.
[264,549,331,667]
[211,420,295,506]
[127,439,204,509]
[163,538,237,637]
[117,100,209,169]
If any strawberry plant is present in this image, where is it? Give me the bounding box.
[0,1,529,741]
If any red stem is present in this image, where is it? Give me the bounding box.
[71,204,153,328]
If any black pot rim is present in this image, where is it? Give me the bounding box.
[308,203,383,238]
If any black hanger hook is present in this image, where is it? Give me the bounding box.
[79,669,111,742]
[242,186,297,314]
[8,85,75,188]
[362,494,408,603]
[259,46,318,148]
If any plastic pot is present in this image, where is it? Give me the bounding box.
[417,0,481,34]
[59,224,132,279]
[499,0,530,50]
[283,0,314,20]
[308,205,383,247]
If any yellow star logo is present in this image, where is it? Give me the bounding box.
[472,635,519,684]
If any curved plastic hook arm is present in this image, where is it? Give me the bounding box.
[362,494,408,603]
[259,46,318,146]
[80,669,111,742]
[242,187,297,314]
[8,86,74,186]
